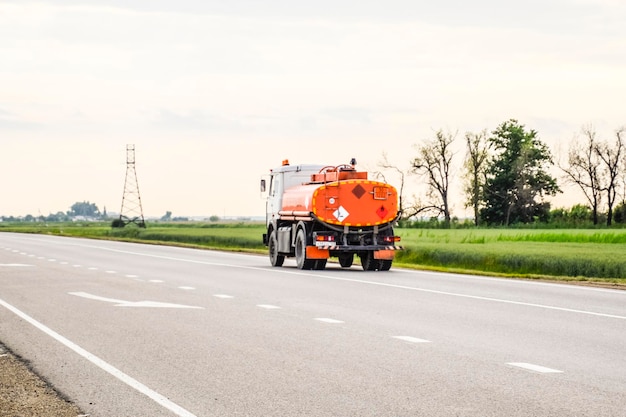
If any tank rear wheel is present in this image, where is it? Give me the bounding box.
[360,252,379,271]
[379,260,393,271]
[269,231,284,267]
[295,229,315,270]
[338,253,354,268]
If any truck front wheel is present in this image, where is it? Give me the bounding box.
[313,259,327,270]
[269,231,284,267]
[295,229,315,270]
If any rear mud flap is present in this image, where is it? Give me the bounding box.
[373,250,395,260]
[306,246,330,259]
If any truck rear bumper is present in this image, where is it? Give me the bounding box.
[323,245,402,251]
[307,245,401,260]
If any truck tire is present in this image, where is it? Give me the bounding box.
[295,229,315,270]
[360,251,379,271]
[379,260,392,271]
[269,231,284,267]
[338,253,354,268]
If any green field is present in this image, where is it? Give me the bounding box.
[394,229,626,283]
[1,222,625,285]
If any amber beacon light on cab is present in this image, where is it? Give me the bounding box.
[261,158,403,271]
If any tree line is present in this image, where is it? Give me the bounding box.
[1,201,106,223]
[379,119,626,227]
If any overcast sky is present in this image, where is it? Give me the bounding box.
[1,0,625,219]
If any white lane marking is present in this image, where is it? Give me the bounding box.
[48,259,56,262]
[315,318,344,324]
[69,292,202,309]
[37,240,626,320]
[0,264,32,267]
[281,272,626,321]
[126,275,139,278]
[507,362,563,374]
[413,268,622,294]
[178,286,195,290]
[73,264,81,268]
[213,294,233,299]
[0,297,198,417]
[148,279,163,283]
[392,336,431,344]
[60,262,68,265]
[105,270,116,274]
[257,304,281,310]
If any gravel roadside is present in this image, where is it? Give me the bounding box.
[0,343,85,417]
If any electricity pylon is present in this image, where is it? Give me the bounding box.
[118,144,146,228]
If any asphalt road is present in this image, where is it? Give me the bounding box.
[1,232,625,417]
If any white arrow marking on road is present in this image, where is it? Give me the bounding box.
[315,318,344,324]
[507,362,563,374]
[257,304,281,310]
[392,336,431,344]
[68,292,202,309]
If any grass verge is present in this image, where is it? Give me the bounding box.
[2,222,625,286]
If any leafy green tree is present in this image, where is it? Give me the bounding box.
[481,119,560,225]
[569,204,593,225]
[614,202,626,224]
[46,211,70,222]
[111,218,125,228]
[68,201,100,218]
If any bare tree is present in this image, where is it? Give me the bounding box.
[462,130,488,226]
[376,152,410,219]
[596,127,624,226]
[560,125,603,225]
[412,130,456,225]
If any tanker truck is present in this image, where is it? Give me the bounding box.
[261,159,402,271]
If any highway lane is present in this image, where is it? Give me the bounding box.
[1,232,625,416]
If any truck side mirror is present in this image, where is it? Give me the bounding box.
[260,179,266,192]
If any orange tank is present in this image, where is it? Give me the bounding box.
[281,177,399,227]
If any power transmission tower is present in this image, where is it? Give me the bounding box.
[118,144,146,228]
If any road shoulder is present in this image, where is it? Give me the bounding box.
[0,342,85,417]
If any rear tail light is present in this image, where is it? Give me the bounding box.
[382,235,401,244]
[313,233,336,247]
